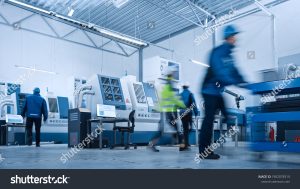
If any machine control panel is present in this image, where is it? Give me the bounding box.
[47,118,68,125]
[136,112,160,122]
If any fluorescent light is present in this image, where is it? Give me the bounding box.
[98,28,147,46]
[8,0,147,47]
[112,0,129,8]
[15,65,57,75]
[8,0,50,14]
[190,59,210,67]
[68,8,75,17]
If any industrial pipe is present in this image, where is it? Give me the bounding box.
[77,90,95,108]
[0,100,14,118]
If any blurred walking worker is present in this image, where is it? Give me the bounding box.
[199,25,247,159]
[180,82,199,150]
[148,67,186,152]
[22,87,48,147]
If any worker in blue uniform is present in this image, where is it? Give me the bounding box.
[22,88,48,147]
[180,82,199,150]
[199,25,247,159]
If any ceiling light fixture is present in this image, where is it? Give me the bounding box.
[68,7,75,17]
[190,59,210,67]
[112,0,129,8]
[98,28,147,46]
[8,0,50,14]
[8,0,147,47]
[15,65,58,75]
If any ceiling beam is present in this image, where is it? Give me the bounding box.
[186,0,216,19]
[143,0,204,28]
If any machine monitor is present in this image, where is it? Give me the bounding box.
[57,96,69,119]
[98,75,126,109]
[96,104,116,118]
[48,98,58,113]
[142,82,159,111]
[168,61,180,81]
[17,93,30,115]
[133,83,147,104]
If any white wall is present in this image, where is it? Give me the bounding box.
[144,27,213,109]
[217,0,300,108]
[145,0,300,110]
[0,3,138,99]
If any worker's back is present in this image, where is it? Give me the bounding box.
[180,89,192,107]
[22,93,48,119]
[202,42,245,96]
[180,88,198,116]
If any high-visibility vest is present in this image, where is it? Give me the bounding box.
[160,84,186,112]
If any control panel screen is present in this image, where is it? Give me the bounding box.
[17,93,30,115]
[57,96,69,119]
[97,104,116,118]
[48,98,58,113]
[168,62,180,81]
[133,83,147,104]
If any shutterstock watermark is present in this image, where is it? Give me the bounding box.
[194,9,238,46]
[10,175,70,184]
[60,124,103,164]
[194,126,239,163]
[171,103,196,125]
[260,65,300,104]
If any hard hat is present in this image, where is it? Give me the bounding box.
[164,66,177,76]
[182,82,190,87]
[33,87,40,94]
[223,25,240,39]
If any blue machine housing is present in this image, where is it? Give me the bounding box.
[246,78,300,152]
[247,77,300,95]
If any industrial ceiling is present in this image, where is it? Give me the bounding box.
[9,0,288,43]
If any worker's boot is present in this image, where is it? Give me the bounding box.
[179,143,186,151]
[148,141,159,152]
[200,152,220,160]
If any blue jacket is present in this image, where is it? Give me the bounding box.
[180,89,199,116]
[202,42,245,96]
[21,92,48,121]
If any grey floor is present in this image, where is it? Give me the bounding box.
[0,142,300,169]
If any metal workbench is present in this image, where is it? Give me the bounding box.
[247,78,300,152]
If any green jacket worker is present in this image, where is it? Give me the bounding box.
[148,68,186,152]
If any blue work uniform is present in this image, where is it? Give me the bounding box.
[21,91,48,146]
[199,42,246,154]
[180,88,199,147]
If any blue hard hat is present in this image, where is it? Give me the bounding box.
[224,25,240,39]
[33,87,40,94]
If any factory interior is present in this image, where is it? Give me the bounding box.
[0,0,300,170]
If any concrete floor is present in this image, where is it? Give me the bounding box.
[0,142,300,169]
